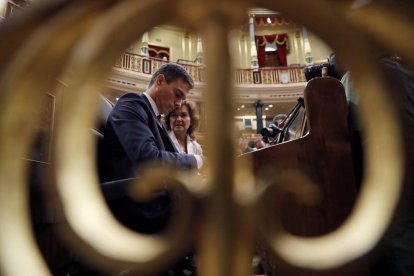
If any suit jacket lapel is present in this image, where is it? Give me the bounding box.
[141,94,178,153]
[139,94,168,150]
[159,124,179,152]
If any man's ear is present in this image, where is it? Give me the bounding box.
[156,74,165,85]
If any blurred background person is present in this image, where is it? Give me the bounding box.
[272,113,287,128]
[247,140,258,152]
[255,139,266,149]
[238,137,249,155]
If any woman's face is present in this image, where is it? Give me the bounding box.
[170,104,191,135]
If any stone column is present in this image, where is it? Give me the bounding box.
[255,100,263,133]
[182,32,190,60]
[196,36,203,64]
[140,32,149,57]
[303,27,313,65]
[248,14,259,70]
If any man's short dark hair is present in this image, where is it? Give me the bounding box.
[149,63,194,89]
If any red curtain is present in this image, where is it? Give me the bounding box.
[255,34,289,67]
[148,44,170,60]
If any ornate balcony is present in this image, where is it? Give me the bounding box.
[107,52,307,104]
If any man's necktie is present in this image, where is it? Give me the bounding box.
[157,114,162,124]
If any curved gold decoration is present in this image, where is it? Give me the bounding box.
[0,2,118,274]
[0,0,412,275]
[252,0,406,270]
[348,3,414,68]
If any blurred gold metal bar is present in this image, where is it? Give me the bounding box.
[0,0,412,275]
[199,9,253,276]
[0,1,119,275]
[347,2,414,68]
[253,0,405,270]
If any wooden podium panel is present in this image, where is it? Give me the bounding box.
[246,77,358,236]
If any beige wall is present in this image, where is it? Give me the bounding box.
[150,26,191,61]
[129,22,333,67]
[129,26,198,62]
[308,32,333,63]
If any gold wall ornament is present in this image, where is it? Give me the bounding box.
[251,0,406,270]
[0,1,120,275]
[0,0,412,275]
[347,2,414,68]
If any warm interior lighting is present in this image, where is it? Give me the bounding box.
[0,0,6,9]
[265,42,277,52]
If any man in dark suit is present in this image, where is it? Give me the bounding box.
[102,63,203,182]
[94,63,203,275]
[100,63,202,274]
[100,63,203,236]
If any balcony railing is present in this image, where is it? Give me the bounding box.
[114,52,307,85]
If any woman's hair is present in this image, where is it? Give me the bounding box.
[165,100,200,140]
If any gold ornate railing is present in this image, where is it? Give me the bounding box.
[115,52,306,84]
[0,0,413,275]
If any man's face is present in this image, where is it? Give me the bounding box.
[154,74,190,115]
